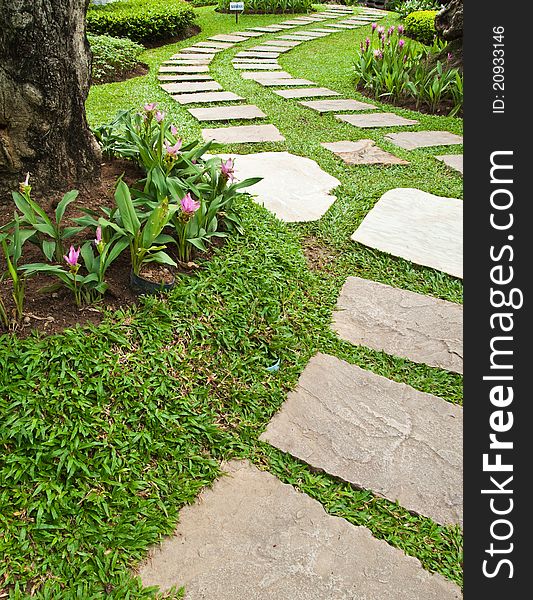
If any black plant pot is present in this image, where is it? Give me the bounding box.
[129,269,176,295]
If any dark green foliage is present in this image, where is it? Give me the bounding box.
[88,34,145,84]
[217,0,312,14]
[389,0,442,20]
[404,10,438,45]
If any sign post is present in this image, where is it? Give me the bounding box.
[229,2,244,24]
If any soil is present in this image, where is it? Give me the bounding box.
[142,25,201,49]
[138,264,175,285]
[301,235,340,272]
[94,62,149,85]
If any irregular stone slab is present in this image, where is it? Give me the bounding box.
[272,24,297,29]
[215,152,339,222]
[281,19,309,25]
[263,39,301,47]
[436,154,463,175]
[257,78,316,87]
[173,91,244,105]
[159,65,209,73]
[193,41,235,49]
[241,70,293,80]
[177,46,223,54]
[249,45,291,53]
[286,31,329,37]
[300,98,377,112]
[164,57,214,65]
[327,23,358,28]
[232,30,263,37]
[232,57,280,63]
[310,27,342,33]
[321,139,408,165]
[273,87,340,99]
[202,125,285,144]
[158,74,214,82]
[261,353,463,526]
[335,113,419,128]
[342,20,369,25]
[278,34,318,41]
[161,81,222,93]
[352,188,463,278]
[235,51,280,59]
[188,105,266,122]
[138,460,461,599]
[233,62,281,70]
[247,26,285,32]
[209,34,248,42]
[386,130,464,149]
[333,277,463,373]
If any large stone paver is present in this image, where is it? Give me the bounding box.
[188,105,266,122]
[159,65,209,73]
[299,98,377,112]
[209,34,248,42]
[232,30,263,37]
[161,81,221,93]
[202,124,284,144]
[321,139,408,165]
[233,62,281,70]
[436,154,463,174]
[215,152,339,222]
[386,131,463,149]
[260,353,463,526]
[278,34,317,41]
[263,39,301,47]
[158,74,213,82]
[273,87,340,99]
[172,91,244,105]
[250,45,291,53]
[193,41,235,49]
[333,277,463,373]
[258,78,316,87]
[351,188,463,278]
[248,26,285,32]
[335,113,419,128]
[235,51,280,59]
[241,70,292,80]
[178,46,223,54]
[138,460,461,599]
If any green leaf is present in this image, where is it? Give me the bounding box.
[114,180,140,237]
[55,190,79,224]
[142,197,169,249]
[42,240,56,262]
[144,250,177,267]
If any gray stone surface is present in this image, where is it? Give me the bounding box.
[178,46,223,54]
[241,70,293,80]
[258,78,316,87]
[250,45,291,53]
[327,23,358,28]
[263,39,301,47]
[261,353,463,526]
[351,188,463,278]
[202,124,285,144]
[335,113,419,128]
[158,74,214,82]
[310,28,342,33]
[159,65,209,73]
[333,277,463,373]
[162,81,221,93]
[138,460,461,599]
[273,87,340,99]
[321,139,408,165]
[278,34,317,41]
[209,34,248,42]
[386,131,464,149]
[235,51,281,59]
[233,62,281,70]
[215,152,339,222]
[188,105,266,122]
[172,91,244,105]
[436,154,463,174]
[248,26,284,32]
[281,19,309,25]
[232,57,280,63]
[193,41,235,49]
[286,31,329,37]
[299,98,377,112]
[232,30,263,37]
[165,56,214,64]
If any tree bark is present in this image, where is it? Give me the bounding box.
[0,0,101,202]
[435,0,463,69]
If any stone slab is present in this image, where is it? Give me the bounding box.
[286,31,329,37]
[327,23,358,28]
[281,19,309,25]
[164,57,214,65]
[310,28,342,33]
[158,74,214,82]
[278,34,317,41]
[177,46,223,54]
[261,353,463,526]
[235,51,280,59]
[162,81,222,93]
[248,26,285,32]
[273,87,340,99]
[263,39,302,47]
[436,154,463,174]
[173,91,244,105]
[232,57,280,63]
[299,98,377,112]
[333,277,463,373]
[321,139,408,165]
[335,113,419,128]
[241,70,293,80]
[193,41,235,49]
[188,105,266,122]
[258,78,316,87]
[233,62,281,70]
[138,460,461,599]
[386,130,464,149]
[351,188,463,278]
[215,151,339,222]
[209,34,248,42]
[159,65,209,73]
[202,125,285,144]
[249,45,291,53]
[232,31,263,37]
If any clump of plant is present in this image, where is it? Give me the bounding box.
[388,0,443,20]
[88,33,145,84]
[354,24,463,116]
[403,9,438,45]
[217,0,312,14]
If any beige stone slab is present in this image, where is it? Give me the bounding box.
[335,113,419,128]
[247,26,285,32]
[261,353,463,526]
[263,39,302,47]
[193,41,235,49]
[173,91,244,105]
[188,105,266,122]
[209,34,248,42]
[158,74,214,82]
[327,23,358,28]
[310,27,341,33]
[321,139,408,165]
[274,87,340,99]
[233,62,281,70]
[165,57,214,65]
[241,70,293,80]
[300,98,377,112]
[386,130,463,149]
[249,45,291,53]
[286,31,329,37]
[215,151,339,222]
[351,188,463,278]
[278,34,317,41]
[202,125,285,144]
[281,19,309,25]
[232,57,280,64]
[235,51,280,59]
[333,277,463,373]
[177,46,223,54]
[436,154,463,175]
[159,65,209,73]
[258,78,316,87]
[139,460,461,599]
[162,81,222,93]
[232,30,263,37]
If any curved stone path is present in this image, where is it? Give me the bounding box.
[145,5,464,598]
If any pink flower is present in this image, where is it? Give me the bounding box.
[387,26,395,37]
[398,38,405,48]
[180,193,200,215]
[155,111,165,123]
[365,37,371,49]
[144,102,157,112]
[397,24,404,35]
[447,52,453,61]
[377,26,385,35]
[95,226,102,245]
[373,49,383,59]
[220,158,235,182]
[165,139,183,157]
[170,124,179,136]
[371,22,377,32]
[64,245,81,270]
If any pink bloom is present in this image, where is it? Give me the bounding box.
[398,38,405,48]
[387,26,395,37]
[220,158,235,182]
[397,24,404,34]
[95,226,102,245]
[144,102,157,112]
[180,193,200,215]
[170,124,179,136]
[64,245,81,268]
[447,52,453,61]
[365,37,371,49]
[373,49,383,59]
[155,111,165,123]
[377,26,385,35]
[165,139,183,157]
[371,22,377,32]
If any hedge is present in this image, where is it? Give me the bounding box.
[217,0,312,14]
[88,34,144,84]
[404,10,438,45]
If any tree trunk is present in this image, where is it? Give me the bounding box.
[435,0,463,69]
[0,0,101,202]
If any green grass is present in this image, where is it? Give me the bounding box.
[1,5,463,598]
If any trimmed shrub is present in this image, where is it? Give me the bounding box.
[389,0,443,20]
[217,0,312,14]
[88,34,144,84]
[87,0,197,43]
[404,10,438,45]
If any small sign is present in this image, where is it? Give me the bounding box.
[230,2,244,10]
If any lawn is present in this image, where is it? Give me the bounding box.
[1,4,463,598]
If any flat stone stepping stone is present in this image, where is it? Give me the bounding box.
[193,41,235,49]
[188,105,266,122]
[282,19,309,25]
[249,45,291,53]
[436,154,463,174]
[287,31,329,37]
[178,46,223,54]
[261,353,463,526]
[310,27,342,33]
[165,57,213,65]
[202,124,285,144]
[335,112,419,128]
[352,188,463,278]
[322,139,408,165]
[161,81,222,93]
[232,30,263,37]
[159,65,209,74]
[333,277,463,373]
[299,98,377,112]
[138,460,461,599]
[158,74,213,82]
[173,91,244,105]
[247,26,285,32]
[386,130,463,149]
[278,34,318,41]
[327,23,358,28]
[209,34,248,42]
[273,87,340,99]
[241,70,293,80]
[257,78,316,87]
[263,39,301,47]
[235,51,280,59]
[215,151,339,222]
[233,63,281,70]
